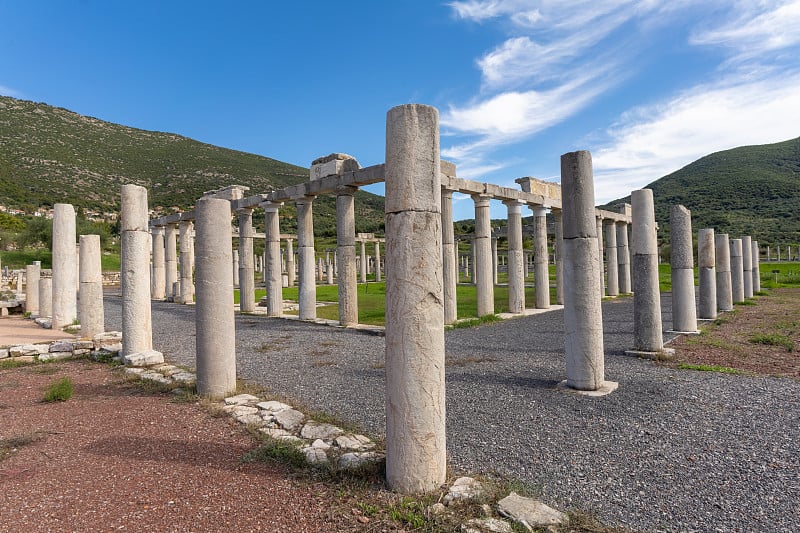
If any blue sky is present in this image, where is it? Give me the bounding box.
[2,1,799,221]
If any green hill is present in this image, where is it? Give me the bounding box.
[605,137,800,247]
[0,96,384,235]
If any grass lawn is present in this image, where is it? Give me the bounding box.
[0,250,120,271]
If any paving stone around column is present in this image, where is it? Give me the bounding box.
[505,200,525,314]
[697,228,717,320]
[237,208,256,313]
[52,203,78,329]
[178,220,195,304]
[151,226,166,300]
[384,103,446,493]
[25,262,40,316]
[336,186,359,326]
[730,238,745,303]
[616,222,631,294]
[741,235,753,299]
[473,194,494,316]
[78,234,105,339]
[164,223,178,301]
[442,189,458,324]
[715,234,734,311]
[296,196,317,320]
[670,205,698,333]
[603,221,619,296]
[195,197,237,398]
[533,205,550,309]
[752,240,761,294]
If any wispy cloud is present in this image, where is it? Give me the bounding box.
[0,85,24,98]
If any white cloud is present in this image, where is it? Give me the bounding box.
[0,85,24,98]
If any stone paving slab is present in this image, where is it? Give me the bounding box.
[0,317,74,347]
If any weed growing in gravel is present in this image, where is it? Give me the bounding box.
[242,437,307,468]
[43,376,73,402]
[0,431,47,461]
[32,364,62,375]
[0,359,33,370]
[749,333,795,351]
[446,314,502,330]
[387,497,428,529]
[677,363,744,374]
[736,299,757,306]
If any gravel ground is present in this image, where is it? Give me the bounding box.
[104,292,800,533]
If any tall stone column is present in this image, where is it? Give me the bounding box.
[195,197,236,399]
[473,194,494,316]
[296,196,317,320]
[120,185,162,365]
[630,189,665,354]
[25,262,40,316]
[178,220,195,304]
[715,234,734,311]
[262,201,284,317]
[596,215,606,297]
[533,205,550,309]
[617,222,631,293]
[164,223,178,300]
[553,209,564,305]
[670,205,698,333]
[151,226,166,300]
[384,103,445,493]
[766,245,771,261]
[492,236,499,285]
[730,238,745,303]
[471,240,477,285]
[523,251,529,279]
[52,203,77,329]
[360,240,368,283]
[374,241,382,282]
[752,240,761,293]
[336,186,358,326]
[232,249,240,288]
[318,257,325,282]
[560,151,608,391]
[441,189,457,324]
[39,277,52,318]
[237,208,256,313]
[286,239,296,287]
[604,222,619,296]
[505,200,525,313]
[79,234,104,339]
[697,229,717,319]
[741,235,753,298]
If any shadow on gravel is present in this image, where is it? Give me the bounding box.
[84,436,252,471]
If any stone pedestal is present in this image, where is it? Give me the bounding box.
[533,206,550,309]
[52,203,77,329]
[505,200,525,314]
[296,196,317,320]
[741,236,753,298]
[195,197,236,399]
[473,194,494,316]
[25,263,40,316]
[715,234,733,311]
[237,208,256,313]
[262,202,283,317]
[151,227,166,299]
[697,228,717,319]
[730,238,745,303]
[384,103,446,494]
[630,189,665,354]
[336,186,358,326]
[442,189,458,324]
[79,234,104,339]
[670,205,698,333]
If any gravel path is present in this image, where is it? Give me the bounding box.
[104,293,800,532]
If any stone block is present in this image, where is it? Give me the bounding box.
[497,492,567,528]
[0,349,8,359]
[39,352,73,362]
[443,476,485,505]
[337,451,384,470]
[49,341,75,353]
[275,408,305,432]
[461,518,514,533]
[139,371,171,384]
[310,154,360,180]
[257,400,292,413]
[124,349,165,367]
[302,446,328,465]
[224,394,261,406]
[300,421,343,440]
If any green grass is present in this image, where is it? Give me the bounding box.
[242,437,307,469]
[0,249,120,270]
[760,262,800,288]
[43,376,74,402]
[447,314,502,329]
[749,333,795,351]
[677,363,744,374]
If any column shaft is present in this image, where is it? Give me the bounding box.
[79,234,104,339]
[533,206,550,309]
[741,236,753,298]
[473,195,494,316]
[670,205,698,332]
[238,209,256,313]
[297,197,317,320]
[179,221,194,304]
[604,222,619,296]
[151,227,166,299]
[617,223,631,293]
[697,229,717,319]
[52,203,77,329]
[506,201,525,313]
[336,188,358,326]
[631,189,663,352]
[441,190,457,324]
[164,224,178,299]
[730,239,745,303]
[715,234,733,311]
[263,203,283,317]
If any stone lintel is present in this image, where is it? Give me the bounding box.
[163,213,184,224]
[202,185,250,200]
[515,176,562,200]
[440,159,457,178]
[231,194,268,211]
[310,153,360,180]
[278,234,298,240]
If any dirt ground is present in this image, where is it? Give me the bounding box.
[667,287,800,378]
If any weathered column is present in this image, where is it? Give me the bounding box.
[262,201,283,317]
[237,208,256,313]
[384,103,445,493]
[296,195,317,320]
[178,220,194,304]
[318,256,325,282]
[164,223,178,300]
[505,200,525,313]
[39,277,52,318]
[523,250,529,279]
[670,205,698,333]
[336,186,359,326]
[741,235,753,299]
[78,234,104,339]
[492,236,499,285]
[195,197,236,399]
[630,189,665,354]
[560,151,607,391]
[232,249,240,288]
[374,241,382,282]
[752,240,761,293]
[533,205,550,309]
[730,238,745,303]
[360,240,368,283]
[473,194,494,316]
[286,238,296,287]
[442,189,457,324]
[596,215,606,297]
[697,228,717,319]
[151,226,166,299]
[715,234,734,311]
[25,262,40,316]
[471,240,477,284]
[326,259,334,284]
[120,185,162,365]
[604,222,619,296]
[52,203,78,329]
[617,222,631,293]
[553,209,564,305]
[766,245,771,261]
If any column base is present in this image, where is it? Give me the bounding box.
[556,379,619,397]
[623,348,675,360]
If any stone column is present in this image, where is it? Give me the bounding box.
[52,203,77,329]
[617,222,631,293]
[631,189,664,354]
[25,262,40,316]
[492,236,499,285]
[262,201,283,317]
[360,240,368,283]
[741,236,753,298]
[232,249,240,288]
[715,234,734,311]
[471,240,477,285]
[39,278,52,318]
[505,200,525,313]
[237,208,256,313]
[374,241,382,282]
[384,103,445,493]
[195,197,236,399]
[766,245,770,261]
[286,239,296,287]
[697,228,717,319]
[533,205,550,309]
[178,220,194,304]
[326,259,334,284]
[120,185,162,365]
[523,251,529,279]
[336,186,358,326]
[318,256,325,282]
[553,209,564,305]
[604,222,619,296]
[670,205,698,333]
[78,234,104,339]
[151,226,166,300]
[296,196,317,320]
[596,215,606,297]
[164,223,178,300]
[752,240,761,293]
[473,194,494,316]
[730,238,745,303]
[560,151,607,391]
[441,189,457,324]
